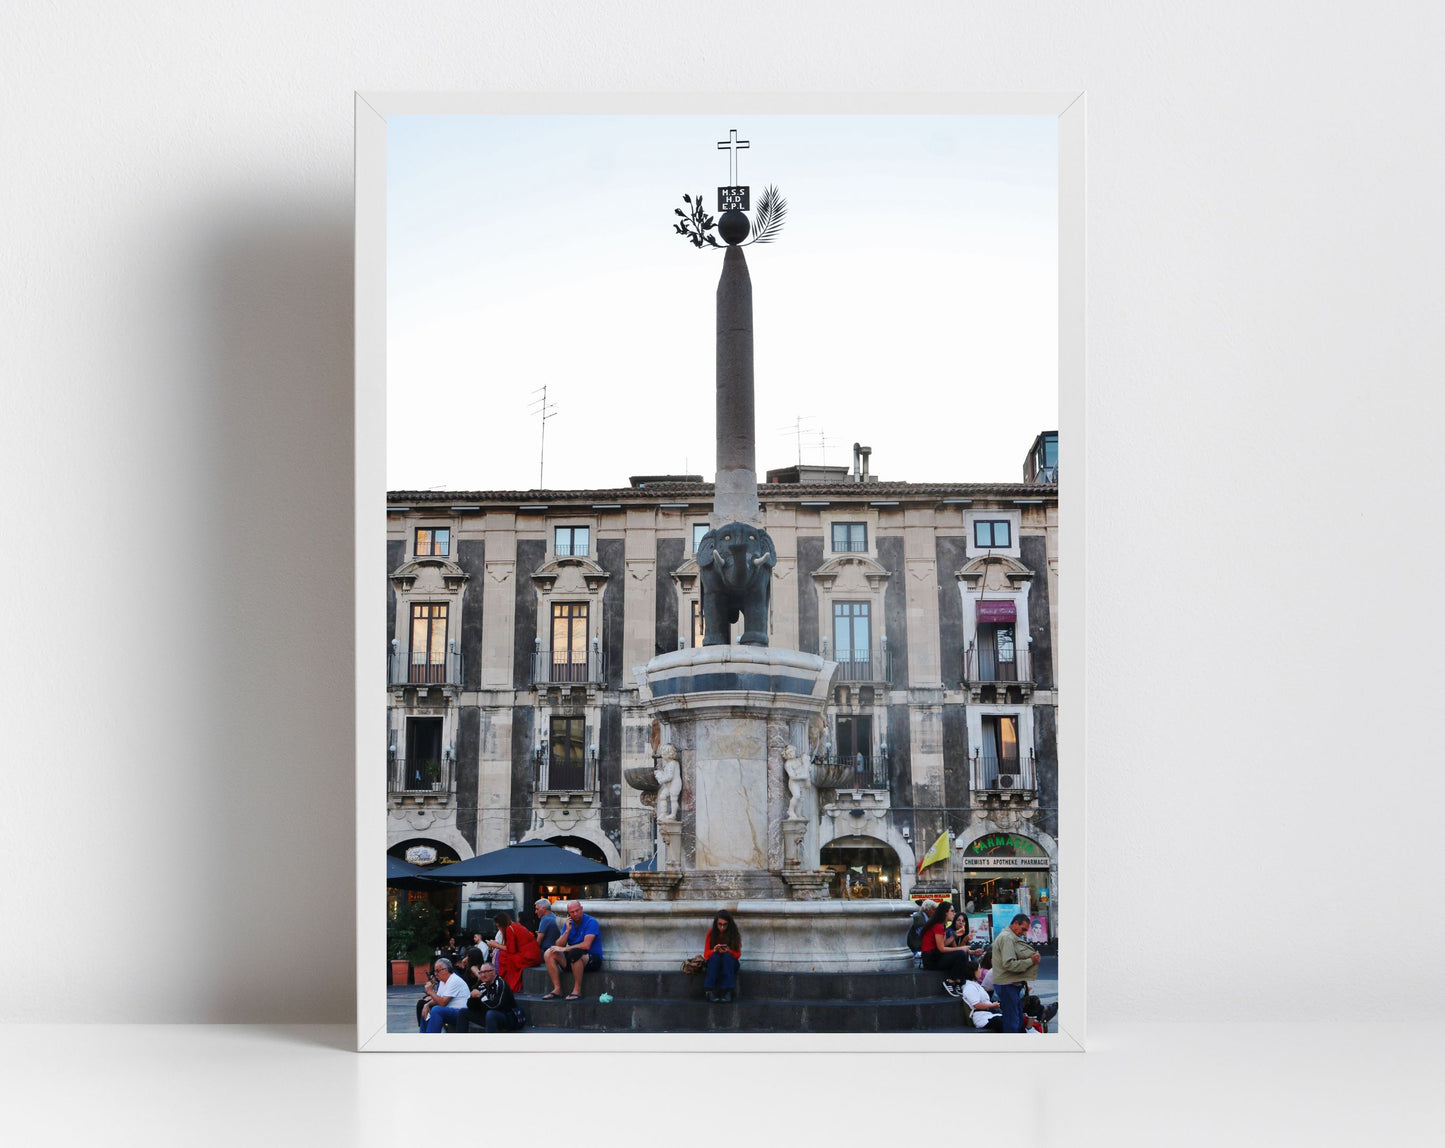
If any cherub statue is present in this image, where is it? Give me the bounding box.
[784,744,811,821]
[654,744,682,822]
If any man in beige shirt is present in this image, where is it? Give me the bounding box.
[990,913,1041,1033]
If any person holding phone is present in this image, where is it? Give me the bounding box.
[920,901,976,998]
[702,909,742,1003]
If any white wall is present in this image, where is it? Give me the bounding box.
[2,1,1441,1023]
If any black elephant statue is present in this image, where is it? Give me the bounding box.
[696,521,776,646]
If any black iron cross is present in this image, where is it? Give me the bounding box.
[717,129,750,185]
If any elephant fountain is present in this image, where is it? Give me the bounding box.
[696,520,776,646]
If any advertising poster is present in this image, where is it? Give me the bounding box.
[967,914,992,945]
[992,903,1021,940]
[1027,915,1049,945]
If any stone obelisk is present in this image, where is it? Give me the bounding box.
[713,244,759,528]
[612,139,912,969]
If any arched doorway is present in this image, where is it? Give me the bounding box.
[524,835,612,924]
[387,838,463,942]
[820,835,902,900]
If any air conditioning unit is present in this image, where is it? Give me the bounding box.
[997,774,1021,790]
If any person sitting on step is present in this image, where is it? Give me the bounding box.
[464,962,519,1033]
[958,960,1005,1031]
[702,909,742,1003]
[418,957,471,1033]
[920,901,978,998]
[541,900,603,1001]
[490,911,543,993]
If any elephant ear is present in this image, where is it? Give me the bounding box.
[696,531,716,567]
[758,530,777,568]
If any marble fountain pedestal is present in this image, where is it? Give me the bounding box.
[606,645,915,973]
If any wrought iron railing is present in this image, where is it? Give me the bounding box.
[831,539,868,553]
[969,750,1037,794]
[963,643,1032,686]
[533,646,605,685]
[389,648,464,687]
[536,748,598,793]
[811,751,889,791]
[554,540,590,557]
[833,649,892,684]
[388,755,455,796]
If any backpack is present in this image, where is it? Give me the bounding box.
[906,918,926,953]
[511,1006,527,1029]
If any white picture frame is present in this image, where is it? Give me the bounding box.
[355,91,1086,1053]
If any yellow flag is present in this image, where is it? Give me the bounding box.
[917,831,950,873]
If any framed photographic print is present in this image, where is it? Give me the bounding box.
[355,93,1084,1052]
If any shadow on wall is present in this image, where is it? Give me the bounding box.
[183,201,354,1022]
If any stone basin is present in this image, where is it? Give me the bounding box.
[590,897,915,973]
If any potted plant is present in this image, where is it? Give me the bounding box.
[419,758,442,792]
[388,897,443,984]
[386,905,416,985]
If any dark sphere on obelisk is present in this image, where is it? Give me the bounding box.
[718,209,750,245]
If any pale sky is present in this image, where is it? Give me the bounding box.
[387,114,1057,491]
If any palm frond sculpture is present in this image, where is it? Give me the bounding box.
[744,185,787,245]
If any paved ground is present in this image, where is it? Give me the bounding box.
[389,956,1059,1034]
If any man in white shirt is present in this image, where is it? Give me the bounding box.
[419,957,471,1033]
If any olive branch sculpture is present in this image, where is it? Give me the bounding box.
[673,193,720,248]
[671,185,788,249]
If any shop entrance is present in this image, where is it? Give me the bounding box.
[958,831,1054,948]
[386,838,463,943]
[820,835,902,900]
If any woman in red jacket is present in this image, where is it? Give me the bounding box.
[702,909,742,1003]
[491,911,542,992]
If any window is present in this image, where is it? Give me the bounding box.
[833,601,872,679]
[832,522,867,552]
[547,715,587,791]
[403,716,443,790]
[690,600,705,648]
[979,714,1020,774]
[415,527,450,557]
[835,714,872,761]
[973,519,1011,549]
[976,623,1017,682]
[554,526,590,557]
[693,523,709,553]
[408,603,448,683]
[835,714,874,784]
[550,602,589,682]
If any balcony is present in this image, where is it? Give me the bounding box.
[832,649,892,684]
[388,755,455,799]
[969,750,1037,800]
[532,645,606,687]
[389,648,464,689]
[963,643,1034,699]
[811,751,889,791]
[831,540,868,553]
[535,747,598,795]
[554,540,590,558]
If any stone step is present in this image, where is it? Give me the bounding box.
[514,994,980,1034]
[519,966,965,1003]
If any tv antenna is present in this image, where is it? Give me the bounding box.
[776,415,819,465]
[812,426,838,466]
[528,385,558,489]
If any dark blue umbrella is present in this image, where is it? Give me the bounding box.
[387,854,445,890]
[425,839,629,884]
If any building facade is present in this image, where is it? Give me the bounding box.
[385,441,1060,941]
